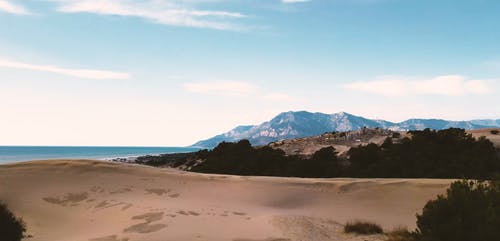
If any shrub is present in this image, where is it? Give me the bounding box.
[386,227,415,241]
[0,201,26,241]
[491,130,499,135]
[344,221,383,235]
[415,180,500,241]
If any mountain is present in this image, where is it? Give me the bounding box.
[191,111,500,148]
[470,119,500,127]
[391,119,489,131]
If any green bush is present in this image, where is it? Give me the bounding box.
[344,221,383,235]
[0,201,26,241]
[415,180,500,241]
[491,130,499,135]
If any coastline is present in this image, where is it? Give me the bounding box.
[0,146,199,164]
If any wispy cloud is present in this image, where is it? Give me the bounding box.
[0,0,30,15]
[343,75,491,96]
[0,58,130,80]
[51,0,246,30]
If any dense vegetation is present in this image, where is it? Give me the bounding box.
[414,180,500,241]
[0,202,26,241]
[134,152,199,167]
[191,140,340,177]
[347,128,499,179]
[133,128,499,179]
[190,128,499,178]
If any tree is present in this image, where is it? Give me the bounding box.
[308,146,341,177]
[346,128,500,178]
[415,180,500,241]
[0,201,26,241]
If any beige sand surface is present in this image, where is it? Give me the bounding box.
[0,160,452,241]
[468,128,500,148]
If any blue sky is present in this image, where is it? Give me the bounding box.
[0,0,499,146]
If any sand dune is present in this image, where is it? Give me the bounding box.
[468,128,500,148]
[0,160,452,241]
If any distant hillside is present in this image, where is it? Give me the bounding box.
[191,111,499,148]
[268,127,401,157]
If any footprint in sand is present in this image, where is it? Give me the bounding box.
[168,193,180,198]
[233,238,291,241]
[188,211,200,216]
[89,235,129,241]
[123,212,167,234]
[123,223,166,234]
[177,210,200,216]
[121,204,133,211]
[132,212,164,222]
[43,192,89,206]
[109,188,132,194]
[94,200,132,210]
[91,186,105,193]
[177,210,189,216]
[145,188,170,196]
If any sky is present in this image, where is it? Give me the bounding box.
[0,0,499,146]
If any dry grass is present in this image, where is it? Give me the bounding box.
[386,227,415,241]
[344,220,383,235]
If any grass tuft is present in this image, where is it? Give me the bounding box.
[344,220,383,235]
[386,227,415,241]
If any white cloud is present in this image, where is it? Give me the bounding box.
[343,75,491,96]
[52,0,246,30]
[0,0,30,14]
[0,58,130,80]
[182,81,258,96]
[282,0,310,3]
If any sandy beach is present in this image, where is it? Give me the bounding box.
[0,159,453,241]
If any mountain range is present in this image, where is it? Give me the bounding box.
[191,111,500,148]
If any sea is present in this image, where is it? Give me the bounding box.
[0,146,200,164]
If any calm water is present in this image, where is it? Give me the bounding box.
[0,146,199,164]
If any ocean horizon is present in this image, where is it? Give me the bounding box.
[0,146,199,164]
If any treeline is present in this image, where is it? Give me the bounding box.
[190,128,500,179]
[347,128,499,179]
[191,140,340,177]
[134,152,197,167]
